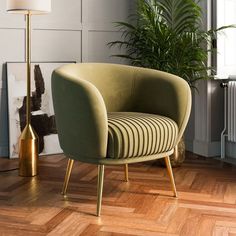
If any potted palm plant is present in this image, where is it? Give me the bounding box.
[108,0,232,165]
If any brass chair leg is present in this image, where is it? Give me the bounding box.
[164,156,178,198]
[97,165,105,217]
[61,159,74,196]
[124,164,129,182]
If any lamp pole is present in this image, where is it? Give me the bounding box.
[6,0,51,177]
[26,13,31,126]
[18,12,39,177]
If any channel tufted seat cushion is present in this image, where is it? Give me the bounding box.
[107,112,178,159]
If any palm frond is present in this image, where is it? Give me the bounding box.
[108,0,234,87]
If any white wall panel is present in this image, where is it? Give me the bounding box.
[32,0,82,30]
[87,31,126,64]
[0,1,24,28]
[0,29,25,156]
[87,0,134,25]
[0,29,25,88]
[0,29,25,63]
[32,30,82,62]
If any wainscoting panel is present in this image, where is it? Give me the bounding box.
[87,0,134,25]
[87,31,126,63]
[0,29,25,64]
[32,0,82,30]
[32,30,82,62]
[0,1,24,28]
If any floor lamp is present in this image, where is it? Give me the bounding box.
[7,0,51,177]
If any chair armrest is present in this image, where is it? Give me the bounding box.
[133,68,192,144]
[51,69,108,159]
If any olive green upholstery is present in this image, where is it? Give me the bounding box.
[107,112,178,159]
[52,63,191,164]
[51,63,191,216]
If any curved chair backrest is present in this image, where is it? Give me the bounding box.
[52,63,191,159]
[53,63,136,112]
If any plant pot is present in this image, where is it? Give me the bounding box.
[169,137,185,167]
[157,137,185,167]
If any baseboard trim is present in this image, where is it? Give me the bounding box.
[225,142,236,159]
[184,139,220,157]
[193,140,220,157]
[215,156,236,165]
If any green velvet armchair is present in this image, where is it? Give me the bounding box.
[51,63,191,216]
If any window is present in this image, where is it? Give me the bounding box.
[216,0,236,78]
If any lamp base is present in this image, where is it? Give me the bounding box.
[19,124,39,177]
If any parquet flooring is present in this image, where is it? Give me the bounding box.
[0,153,236,235]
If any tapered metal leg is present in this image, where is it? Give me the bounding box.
[124,164,129,182]
[97,165,104,217]
[164,156,178,197]
[61,159,74,196]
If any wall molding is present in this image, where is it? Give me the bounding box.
[225,141,236,159]
[186,139,221,157]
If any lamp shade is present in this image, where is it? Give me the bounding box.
[7,0,51,14]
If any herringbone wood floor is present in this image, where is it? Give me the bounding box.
[0,153,236,236]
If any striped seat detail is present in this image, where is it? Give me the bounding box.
[107,112,178,159]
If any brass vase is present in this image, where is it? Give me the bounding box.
[169,137,185,167]
[19,124,38,177]
[158,137,185,167]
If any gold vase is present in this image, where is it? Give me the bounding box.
[169,137,185,167]
[157,137,185,167]
[19,124,38,177]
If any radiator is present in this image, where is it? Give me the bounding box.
[221,80,236,159]
[228,81,236,142]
